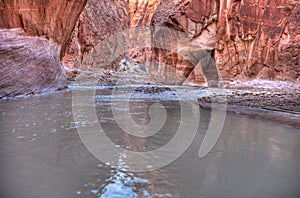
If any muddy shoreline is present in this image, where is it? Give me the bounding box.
[69,68,300,126]
[198,92,300,127]
[3,67,298,126]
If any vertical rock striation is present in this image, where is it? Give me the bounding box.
[0,0,87,97]
[63,0,130,69]
[129,0,160,63]
[216,0,300,82]
[130,0,160,28]
[148,0,300,84]
[149,0,219,85]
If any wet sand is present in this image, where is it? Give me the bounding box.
[67,68,300,127]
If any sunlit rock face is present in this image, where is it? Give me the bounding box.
[0,0,87,97]
[63,0,130,69]
[149,0,219,85]
[216,0,300,82]
[129,0,160,64]
[66,0,299,85]
[64,0,161,69]
[130,0,160,28]
[149,0,300,84]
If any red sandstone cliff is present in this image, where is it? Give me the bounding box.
[149,0,299,84]
[149,0,219,85]
[63,0,162,69]
[216,0,300,82]
[63,0,130,69]
[0,0,86,97]
[1,0,299,97]
[67,0,299,85]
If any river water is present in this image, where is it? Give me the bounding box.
[0,86,299,198]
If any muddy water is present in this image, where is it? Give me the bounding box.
[0,87,300,198]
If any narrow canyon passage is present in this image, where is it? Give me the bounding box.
[0,0,299,198]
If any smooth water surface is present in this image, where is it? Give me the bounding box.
[0,87,299,198]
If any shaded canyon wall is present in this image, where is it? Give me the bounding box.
[0,0,87,97]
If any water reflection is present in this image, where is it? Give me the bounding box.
[92,89,183,197]
[0,88,300,198]
[91,154,180,198]
[98,153,149,198]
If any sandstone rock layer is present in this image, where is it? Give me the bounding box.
[149,0,219,85]
[0,0,86,97]
[149,0,300,84]
[63,0,130,69]
[216,0,300,81]
[0,29,66,98]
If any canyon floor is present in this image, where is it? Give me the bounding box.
[66,67,300,127]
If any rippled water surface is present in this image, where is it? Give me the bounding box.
[0,87,300,198]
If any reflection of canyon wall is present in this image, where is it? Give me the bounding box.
[216,0,300,81]
[0,0,86,97]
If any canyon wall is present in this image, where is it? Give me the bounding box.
[66,0,220,85]
[0,0,86,97]
[149,0,219,85]
[71,0,300,85]
[64,0,161,69]
[63,0,130,69]
[2,0,298,98]
[64,0,300,85]
[149,0,300,84]
[216,0,300,82]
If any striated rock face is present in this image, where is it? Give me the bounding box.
[0,0,87,58]
[64,0,162,68]
[0,29,66,98]
[149,0,219,85]
[149,0,300,84]
[130,0,160,28]
[63,0,130,68]
[129,0,160,63]
[216,0,300,82]
[0,0,86,97]
[67,0,299,85]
